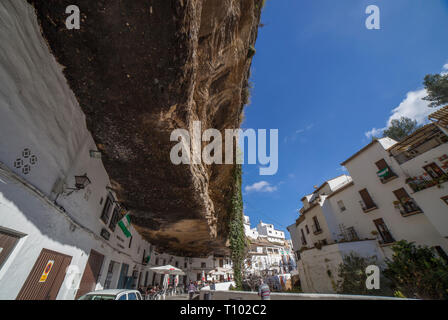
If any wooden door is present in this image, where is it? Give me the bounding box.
[0,230,20,269]
[16,248,72,300]
[75,249,104,299]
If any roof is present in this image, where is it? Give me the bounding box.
[387,123,440,153]
[428,105,448,126]
[340,137,397,166]
[327,181,354,199]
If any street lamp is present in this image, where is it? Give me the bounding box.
[66,174,91,191]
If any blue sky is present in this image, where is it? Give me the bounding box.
[241,0,448,237]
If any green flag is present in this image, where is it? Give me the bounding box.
[118,214,132,238]
[377,167,389,178]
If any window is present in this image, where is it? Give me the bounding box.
[312,216,322,234]
[128,236,133,249]
[100,195,114,224]
[201,262,206,268]
[109,207,120,231]
[359,189,377,212]
[375,159,397,183]
[118,294,127,300]
[373,218,394,244]
[393,188,422,216]
[305,225,309,234]
[0,229,21,270]
[300,229,307,245]
[423,163,445,179]
[433,246,448,263]
[127,292,137,300]
[155,258,159,265]
[337,200,346,212]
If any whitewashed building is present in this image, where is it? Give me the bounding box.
[288,128,448,293]
[244,215,296,276]
[0,1,229,300]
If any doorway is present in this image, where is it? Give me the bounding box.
[16,248,72,300]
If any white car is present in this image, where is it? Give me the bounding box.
[78,289,144,300]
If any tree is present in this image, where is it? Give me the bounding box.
[383,240,448,300]
[423,73,448,108]
[382,117,420,142]
[337,252,392,296]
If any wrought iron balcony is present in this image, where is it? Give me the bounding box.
[395,198,423,217]
[359,200,378,213]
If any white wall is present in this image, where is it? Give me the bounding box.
[343,141,448,257]
[298,240,383,293]
[399,143,448,237]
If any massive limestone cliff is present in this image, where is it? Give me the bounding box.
[27,0,263,256]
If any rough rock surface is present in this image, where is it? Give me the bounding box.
[28,0,262,256]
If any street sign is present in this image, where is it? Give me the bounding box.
[39,260,54,283]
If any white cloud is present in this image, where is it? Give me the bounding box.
[245,181,277,193]
[365,62,448,139]
[365,85,440,138]
[284,123,314,143]
[365,88,437,139]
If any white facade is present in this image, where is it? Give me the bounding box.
[243,215,259,240]
[244,215,296,277]
[256,221,286,244]
[288,133,448,293]
[0,1,230,300]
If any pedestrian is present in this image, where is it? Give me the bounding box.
[188,281,196,300]
[258,279,271,300]
[210,280,216,291]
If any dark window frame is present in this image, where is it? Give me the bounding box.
[100,194,114,224]
[109,206,121,231]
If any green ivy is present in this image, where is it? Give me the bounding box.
[229,164,246,290]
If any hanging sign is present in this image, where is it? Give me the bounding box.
[39,260,55,283]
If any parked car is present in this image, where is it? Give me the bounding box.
[78,289,143,300]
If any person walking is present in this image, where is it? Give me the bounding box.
[258,280,271,300]
[188,281,196,300]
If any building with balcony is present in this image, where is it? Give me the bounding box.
[244,216,296,277]
[256,221,286,244]
[288,129,448,293]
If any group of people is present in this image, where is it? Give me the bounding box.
[137,284,183,300]
[186,280,219,300]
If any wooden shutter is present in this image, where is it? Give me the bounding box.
[375,159,388,170]
[393,188,409,201]
[359,189,375,208]
[0,230,20,269]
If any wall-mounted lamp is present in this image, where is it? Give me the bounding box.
[66,174,91,191]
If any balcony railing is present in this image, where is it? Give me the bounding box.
[359,200,377,213]
[406,175,448,193]
[377,167,398,184]
[394,198,423,217]
[312,224,323,235]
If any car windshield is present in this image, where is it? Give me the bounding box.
[78,294,116,300]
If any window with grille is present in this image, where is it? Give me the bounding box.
[100,194,114,224]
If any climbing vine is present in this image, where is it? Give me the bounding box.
[229,164,246,290]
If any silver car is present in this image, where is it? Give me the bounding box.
[78,289,143,300]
